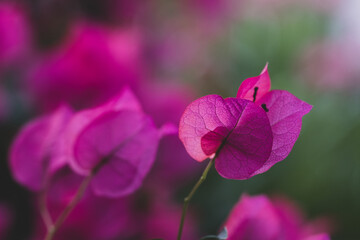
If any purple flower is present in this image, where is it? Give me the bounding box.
[179,65,311,179]
[137,82,202,184]
[65,88,159,197]
[9,105,73,191]
[32,192,136,240]
[237,64,312,175]
[0,2,30,70]
[144,199,198,240]
[26,22,142,110]
[223,194,331,240]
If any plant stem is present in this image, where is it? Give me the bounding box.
[177,156,216,240]
[44,173,93,240]
[39,189,53,231]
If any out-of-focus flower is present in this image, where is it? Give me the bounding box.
[32,192,136,240]
[137,82,201,184]
[65,88,159,197]
[26,22,142,110]
[0,2,30,70]
[144,199,198,240]
[223,194,331,240]
[9,105,73,191]
[300,40,360,89]
[179,65,311,179]
[300,0,360,90]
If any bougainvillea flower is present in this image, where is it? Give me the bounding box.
[144,199,198,240]
[179,94,273,179]
[137,82,202,183]
[31,192,136,240]
[65,88,159,197]
[223,194,330,240]
[9,105,73,191]
[237,64,312,175]
[26,22,142,111]
[0,2,30,70]
[179,65,311,179]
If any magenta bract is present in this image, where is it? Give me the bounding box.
[9,105,73,191]
[26,22,141,111]
[0,2,30,69]
[237,65,312,176]
[223,194,330,240]
[66,88,159,197]
[179,95,273,179]
[179,64,311,179]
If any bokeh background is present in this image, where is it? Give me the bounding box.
[0,0,359,239]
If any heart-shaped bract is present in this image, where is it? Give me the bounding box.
[66,88,159,197]
[9,105,73,191]
[179,95,273,179]
[179,64,312,179]
[237,64,312,176]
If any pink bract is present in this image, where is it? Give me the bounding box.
[9,105,73,191]
[66,88,159,197]
[223,194,330,240]
[179,64,311,179]
[32,192,136,240]
[237,65,312,175]
[179,95,273,179]
[26,22,142,111]
[137,82,201,184]
[0,2,30,69]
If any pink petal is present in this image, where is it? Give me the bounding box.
[179,95,236,162]
[304,233,331,240]
[252,90,312,175]
[66,90,159,197]
[179,95,272,179]
[86,112,159,197]
[65,88,142,175]
[9,105,73,191]
[236,63,271,102]
[214,98,273,179]
[225,195,282,240]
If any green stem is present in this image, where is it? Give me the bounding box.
[44,173,93,240]
[177,156,216,240]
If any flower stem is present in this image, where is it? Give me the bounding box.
[39,189,53,231]
[177,156,216,240]
[44,173,93,240]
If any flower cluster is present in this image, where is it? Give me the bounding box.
[0,1,335,239]
[179,65,312,179]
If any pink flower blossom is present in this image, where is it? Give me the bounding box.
[144,200,198,240]
[65,88,159,197]
[26,22,142,110]
[223,194,330,240]
[32,192,136,240]
[137,82,202,183]
[237,65,312,175]
[0,2,30,70]
[9,105,73,191]
[179,65,311,179]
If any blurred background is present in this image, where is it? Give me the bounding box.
[0,0,359,239]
